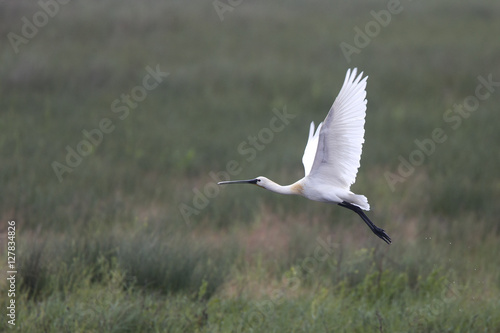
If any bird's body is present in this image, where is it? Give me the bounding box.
[219,69,391,244]
[253,177,367,209]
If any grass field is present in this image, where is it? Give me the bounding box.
[1,0,500,331]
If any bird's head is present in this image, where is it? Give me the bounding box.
[218,176,269,189]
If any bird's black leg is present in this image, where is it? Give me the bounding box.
[338,201,391,244]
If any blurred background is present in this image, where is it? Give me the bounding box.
[1,0,499,331]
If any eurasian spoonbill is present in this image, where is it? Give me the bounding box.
[218,68,391,244]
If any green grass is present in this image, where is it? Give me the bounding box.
[1,0,500,331]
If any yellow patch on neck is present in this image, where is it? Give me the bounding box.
[291,182,304,194]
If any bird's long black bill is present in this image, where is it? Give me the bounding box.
[338,201,392,244]
[218,179,258,185]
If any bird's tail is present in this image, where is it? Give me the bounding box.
[349,194,370,211]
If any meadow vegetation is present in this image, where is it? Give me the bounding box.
[1,0,500,331]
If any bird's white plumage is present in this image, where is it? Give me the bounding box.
[218,68,391,243]
[308,68,368,189]
[302,121,322,176]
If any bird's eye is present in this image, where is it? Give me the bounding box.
[256,179,261,182]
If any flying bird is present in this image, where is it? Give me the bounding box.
[218,68,391,244]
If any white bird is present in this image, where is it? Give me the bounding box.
[218,68,391,244]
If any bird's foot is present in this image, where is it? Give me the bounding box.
[372,226,391,245]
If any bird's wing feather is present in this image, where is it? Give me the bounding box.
[308,68,368,189]
[302,121,322,176]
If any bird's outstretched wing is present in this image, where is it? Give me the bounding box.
[302,121,322,176]
[308,68,368,189]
